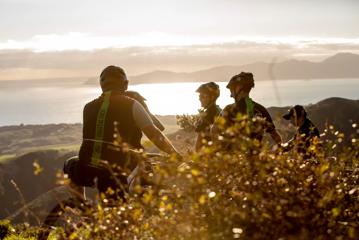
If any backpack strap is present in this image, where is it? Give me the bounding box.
[245,96,254,118]
[91,91,112,165]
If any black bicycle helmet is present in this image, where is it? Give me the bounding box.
[100,65,128,91]
[196,82,220,99]
[226,72,254,92]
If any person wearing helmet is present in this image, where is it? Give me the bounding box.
[220,72,282,146]
[195,82,222,151]
[281,105,320,158]
[74,65,180,199]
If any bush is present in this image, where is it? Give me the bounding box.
[9,118,359,239]
[0,220,39,240]
[0,220,11,239]
[176,114,200,132]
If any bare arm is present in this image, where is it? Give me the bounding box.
[281,137,295,152]
[142,125,180,155]
[132,101,179,155]
[270,130,282,146]
[150,114,165,131]
[254,103,282,146]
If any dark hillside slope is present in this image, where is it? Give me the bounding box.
[0,150,75,218]
[268,97,359,141]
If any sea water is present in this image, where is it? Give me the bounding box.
[0,78,358,126]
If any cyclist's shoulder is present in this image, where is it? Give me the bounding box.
[110,92,137,104]
[214,104,222,114]
[223,103,236,112]
[252,100,265,110]
[85,93,135,108]
[83,97,100,111]
[206,104,222,117]
[252,101,270,114]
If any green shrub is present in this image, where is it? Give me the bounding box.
[176,114,200,132]
[9,118,359,239]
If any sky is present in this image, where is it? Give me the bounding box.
[0,0,358,80]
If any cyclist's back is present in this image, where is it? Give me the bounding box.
[218,72,282,147]
[74,65,180,197]
[79,92,142,166]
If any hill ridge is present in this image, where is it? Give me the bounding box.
[83,52,359,85]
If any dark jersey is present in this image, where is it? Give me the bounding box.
[286,118,320,158]
[195,103,222,139]
[79,91,142,167]
[222,98,276,134]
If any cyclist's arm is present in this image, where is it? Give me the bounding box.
[281,137,295,151]
[270,130,282,146]
[142,125,179,155]
[255,103,282,145]
[132,102,179,155]
[150,114,165,131]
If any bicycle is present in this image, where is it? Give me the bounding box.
[38,153,166,240]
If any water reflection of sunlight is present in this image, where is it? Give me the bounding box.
[1,79,358,126]
[128,82,234,115]
[127,79,359,115]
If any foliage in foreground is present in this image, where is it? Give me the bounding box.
[4,117,359,240]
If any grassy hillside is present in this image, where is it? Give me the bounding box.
[0,123,82,157]
[0,150,76,219]
[0,116,179,160]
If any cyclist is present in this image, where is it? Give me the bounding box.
[282,105,320,158]
[194,82,222,151]
[219,72,282,147]
[74,65,180,199]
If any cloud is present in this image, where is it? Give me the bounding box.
[0,32,230,52]
[0,36,359,80]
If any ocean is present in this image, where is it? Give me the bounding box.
[0,78,358,126]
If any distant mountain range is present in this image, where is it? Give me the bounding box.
[85,52,359,85]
